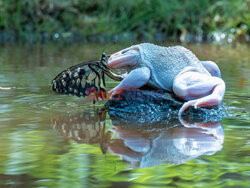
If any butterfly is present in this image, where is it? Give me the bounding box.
[51,53,123,101]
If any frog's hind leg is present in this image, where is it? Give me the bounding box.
[200,61,221,78]
[173,72,225,116]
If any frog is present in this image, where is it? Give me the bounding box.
[107,43,225,116]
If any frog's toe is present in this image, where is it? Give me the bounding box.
[179,95,221,117]
[110,89,125,100]
[178,100,197,117]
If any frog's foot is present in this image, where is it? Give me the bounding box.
[178,95,222,117]
[109,89,126,100]
[108,67,151,98]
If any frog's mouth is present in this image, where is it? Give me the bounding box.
[108,48,139,69]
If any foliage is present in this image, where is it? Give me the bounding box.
[0,0,249,43]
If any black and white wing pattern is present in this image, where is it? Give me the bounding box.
[51,60,108,99]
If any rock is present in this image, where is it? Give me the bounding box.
[105,89,227,125]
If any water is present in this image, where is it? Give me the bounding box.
[0,43,249,187]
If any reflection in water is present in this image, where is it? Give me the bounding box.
[110,121,224,168]
[52,110,111,154]
[52,109,224,168]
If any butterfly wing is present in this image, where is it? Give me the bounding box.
[52,61,107,99]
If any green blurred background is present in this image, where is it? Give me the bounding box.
[0,0,249,43]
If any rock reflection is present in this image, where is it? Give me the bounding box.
[51,109,224,168]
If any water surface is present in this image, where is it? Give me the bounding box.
[0,43,249,187]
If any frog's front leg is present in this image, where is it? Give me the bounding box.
[109,67,150,94]
[108,46,150,94]
[173,71,225,116]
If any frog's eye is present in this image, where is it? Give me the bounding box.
[121,49,129,54]
[122,47,139,55]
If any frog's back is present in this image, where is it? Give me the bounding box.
[137,43,209,91]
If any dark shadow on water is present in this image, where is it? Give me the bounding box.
[51,109,224,168]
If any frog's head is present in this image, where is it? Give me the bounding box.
[108,46,140,70]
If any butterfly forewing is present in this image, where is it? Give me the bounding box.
[52,60,107,99]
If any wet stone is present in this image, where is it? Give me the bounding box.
[76,78,81,85]
[105,89,227,124]
[73,72,79,78]
[68,71,72,78]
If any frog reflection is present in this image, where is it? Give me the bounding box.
[109,120,224,168]
[51,110,224,168]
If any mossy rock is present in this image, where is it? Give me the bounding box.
[105,90,227,125]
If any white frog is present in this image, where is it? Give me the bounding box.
[107,43,225,116]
